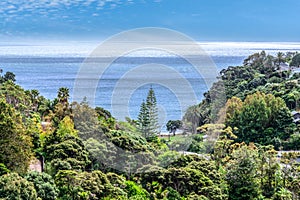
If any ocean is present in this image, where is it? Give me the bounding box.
[1,42,300,127]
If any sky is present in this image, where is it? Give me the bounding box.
[1,0,300,42]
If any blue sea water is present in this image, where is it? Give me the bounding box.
[1,42,300,125]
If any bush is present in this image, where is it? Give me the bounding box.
[0,173,37,200]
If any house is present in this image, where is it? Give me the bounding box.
[291,111,300,124]
[279,62,290,71]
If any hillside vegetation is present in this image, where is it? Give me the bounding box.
[1,52,300,199]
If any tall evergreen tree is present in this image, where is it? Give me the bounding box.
[146,87,159,135]
[137,100,150,138]
[137,87,159,138]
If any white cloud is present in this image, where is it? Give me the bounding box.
[0,0,124,20]
[0,0,164,20]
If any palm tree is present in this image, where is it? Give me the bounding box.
[57,87,70,104]
[30,89,40,111]
[276,52,285,70]
[184,105,203,134]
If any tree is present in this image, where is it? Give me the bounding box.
[0,70,16,84]
[225,92,295,147]
[146,87,159,134]
[95,105,116,131]
[3,71,16,82]
[55,170,124,199]
[43,117,90,174]
[125,180,149,199]
[28,89,40,112]
[139,155,227,199]
[25,171,59,200]
[290,53,300,67]
[166,120,182,136]
[183,105,204,134]
[0,173,37,200]
[276,52,285,69]
[137,87,159,138]
[56,116,78,137]
[138,101,150,138]
[57,87,69,104]
[0,81,32,113]
[257,145,280,198]
[84,137,118,171]
[72,101,105,141]
[44,134,91,174]
[52,87,72,125]
[226,144,261,200]
[0,99,33,173]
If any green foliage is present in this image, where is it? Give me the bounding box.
[54,170,82,199]
[290,53,300,67]
[165,187,182,200]
[158,151,181,168]
[95,106,116,131]
[84,137,119,171]
[44,116,78,145]
[0,81,32,113]
[196,124,228,154]
[118,120,138,133]
[106,130,151,152]
[166,120,182,135]
[0,163,10,176]
[183,104,206,134]
[0,70,16,83]
[272,187,293,200]
[185,51,300,130]
[56,116,78,137]
[225,92,295,147]
[0,173,37,200]
[187,134,205,153]
[25,171,59,200]
[52,87,72,126]
[0,99,33,173]
[137,87,159,138]
[138,155,227,199]
[213,126,237,166]
[72,101,105,140]
[3,53,300,200]
[44,134,91,174]
[284,133,300,150]
[125,180,149,199]
[55,170,126,199]
[26,113,43,154]
[226,145,261,200]
[166,135,193,152]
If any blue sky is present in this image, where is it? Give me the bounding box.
[1,0,300,42]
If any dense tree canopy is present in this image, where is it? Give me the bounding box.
[0,99,33,173]
[0,173,37,200]
[225,92,295,147]
[290,53,300,67]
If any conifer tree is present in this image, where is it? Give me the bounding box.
[146,87,159,135]
[137,101,150,138]
[137,87,159,138]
